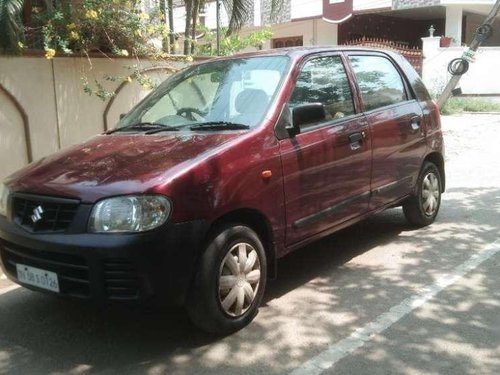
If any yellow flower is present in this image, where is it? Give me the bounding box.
[45,48,56,59]
[17,41,24,49]
[85,10,98,19]
[120,49,129,56]
[67,23,77,30]
[139,12,150,21]
[69,31,80,41]
[185,55,193,62]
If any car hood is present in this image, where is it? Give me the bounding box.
[6,133,240,202]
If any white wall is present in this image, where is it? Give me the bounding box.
[291,0,322,20]
[0,56,190,181]
[353,0,391,11]
[248,19,338,50]
[421,38,500,95]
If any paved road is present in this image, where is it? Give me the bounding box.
[1,115,499,375]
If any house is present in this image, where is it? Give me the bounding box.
[172,0,500,50]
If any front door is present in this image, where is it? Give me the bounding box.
[279,54,372,246]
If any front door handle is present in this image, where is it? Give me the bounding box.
[349,131,365,151]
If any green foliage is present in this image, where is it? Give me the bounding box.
[10,0,178,101]
[440,97,500,115]
[0,0,24,54]
[195,25,273,56]
[223,0,253,33]
[39,0,168,58]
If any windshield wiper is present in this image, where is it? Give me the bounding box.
[106,122,168,134]
[189,122,250,131]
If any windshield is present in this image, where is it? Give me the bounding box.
[117,56,290,131]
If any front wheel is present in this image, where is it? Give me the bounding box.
[186,224,267,334]
[403,162,442,227]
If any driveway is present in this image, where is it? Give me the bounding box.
[0,114,499,375]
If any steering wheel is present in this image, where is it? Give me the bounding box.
[176,107,206,122]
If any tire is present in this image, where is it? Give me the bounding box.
[186,224,267,334]
[403,162,442,227]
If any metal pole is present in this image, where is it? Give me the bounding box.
[437,0,500,108]
[216,0,221,55]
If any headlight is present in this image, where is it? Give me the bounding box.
[0,183,10,217]
[89,195,171,233]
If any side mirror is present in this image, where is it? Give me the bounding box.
[275,103,327,139]
[287,103,326,137]
[293,103,326,128]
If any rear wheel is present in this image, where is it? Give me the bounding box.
[403,162,442,227]
[186,224,267,334]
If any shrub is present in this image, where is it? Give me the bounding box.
[441,97,500,115]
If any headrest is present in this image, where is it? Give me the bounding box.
[235,89,269,114]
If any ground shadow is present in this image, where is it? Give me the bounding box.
[0,187,498,375]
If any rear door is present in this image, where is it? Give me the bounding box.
[279,54,372,246]
[346,53,426,208]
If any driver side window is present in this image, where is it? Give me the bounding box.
[289,56,355,125]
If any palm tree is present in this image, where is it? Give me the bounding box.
[224,0,254,33]
[183,0,282,55]
[0,0,25,53]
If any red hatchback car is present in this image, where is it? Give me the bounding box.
[0,47,444,333]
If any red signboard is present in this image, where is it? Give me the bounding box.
[323,0,353,24]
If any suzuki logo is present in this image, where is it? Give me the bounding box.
[31,206,44,223]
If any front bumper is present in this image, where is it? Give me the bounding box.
[0,215,209,305]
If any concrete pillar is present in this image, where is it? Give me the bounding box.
[422,36,441,59]
[445,5,463,46]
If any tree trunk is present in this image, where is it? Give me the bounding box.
[168,0,175,53]
[184,0,193,55]
[159,0,170,53]
[191,0,200,54]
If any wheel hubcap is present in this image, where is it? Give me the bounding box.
[422,172,440,216]
[218,242,261,317]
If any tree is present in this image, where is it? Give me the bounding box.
[0,0,25,53]
[168,0,175,53]
[184,0,282,55]
[183,0,193,54]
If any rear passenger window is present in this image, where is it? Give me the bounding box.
[289,56,355,123]
[349,55,408,112]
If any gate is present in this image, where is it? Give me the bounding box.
[342,37,423,75]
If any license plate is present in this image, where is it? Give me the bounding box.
[16,264,60,293]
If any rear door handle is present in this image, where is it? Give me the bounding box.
[410,116,421,133]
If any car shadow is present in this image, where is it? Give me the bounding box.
[0,187,498,374]
[0,209,408,375]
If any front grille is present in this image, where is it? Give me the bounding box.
[104,260,139,300]
[12,196,79,233]
[0,241,90,298]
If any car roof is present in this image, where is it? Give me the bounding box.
[207,46,396,61]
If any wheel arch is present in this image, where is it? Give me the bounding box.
[424,152,445,192]
[208,208,277,279]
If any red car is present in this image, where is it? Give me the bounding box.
[0,47,444,333]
